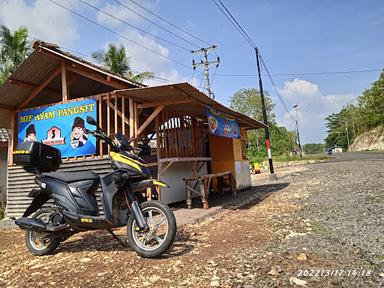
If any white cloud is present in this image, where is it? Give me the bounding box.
[276,79,354,143]
[96,0,158,27]
[0,0,79,47]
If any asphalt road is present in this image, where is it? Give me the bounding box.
[330,151,384,161]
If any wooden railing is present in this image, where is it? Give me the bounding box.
[80,93,208,160]
[157,109,207,159]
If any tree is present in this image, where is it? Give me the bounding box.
[230,88,275,123]
[92,43,153,83]
[0,25,30,84]
[230,88,296,162]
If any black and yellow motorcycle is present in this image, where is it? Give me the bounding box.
[14,116,176,258]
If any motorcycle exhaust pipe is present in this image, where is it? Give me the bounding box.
[15,217,67,232]
[131,200,147,230]
[15,217,46,232]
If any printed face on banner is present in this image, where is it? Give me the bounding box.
[18,98,97,158]
[205,106,241,139]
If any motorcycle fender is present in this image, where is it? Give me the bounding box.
[23,189,50,217]
[152,179,170,188]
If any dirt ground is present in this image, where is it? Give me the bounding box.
[0,159,383,287]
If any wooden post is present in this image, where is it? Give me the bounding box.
[61,62,68,102]
[7,112,16,166]
[134,102,138,146]
[107,93,110,154]
[156,116,162,201]
[98,95,103,158]
[122,96,125,136]
[114,95,118,134]
[129,99,134,139]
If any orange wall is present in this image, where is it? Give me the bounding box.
[208,134,235,173]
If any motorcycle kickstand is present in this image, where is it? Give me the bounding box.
[107,229,128,248]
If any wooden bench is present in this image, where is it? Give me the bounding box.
[183,171,235,209]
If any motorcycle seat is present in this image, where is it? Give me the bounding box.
[41,171,99,183]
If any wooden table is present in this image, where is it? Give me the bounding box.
[183,171,235,209]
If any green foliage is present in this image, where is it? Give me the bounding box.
[92,43,153,83]
[303,143,324,154]
[0,204,4,220]
[230,88,296,163]
[0,25,31,85]
[325,71,384,149]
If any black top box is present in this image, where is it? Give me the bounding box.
[14,141,61,173]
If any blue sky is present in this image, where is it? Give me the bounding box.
[1,0,383,143]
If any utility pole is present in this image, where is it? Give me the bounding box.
[345,122,350,150]
[192,45,220,98]
[255,47,276,180]
[293,104,303,158]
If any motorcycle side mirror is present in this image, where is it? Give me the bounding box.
[86,116,97,126]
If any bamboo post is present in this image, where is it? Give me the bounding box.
[134,102,138,146]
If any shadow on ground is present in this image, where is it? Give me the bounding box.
[57,228,198,258]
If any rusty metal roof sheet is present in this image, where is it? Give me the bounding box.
[0,41,143,109]
[115,83,266,130]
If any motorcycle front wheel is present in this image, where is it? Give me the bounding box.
[127,200,176,258]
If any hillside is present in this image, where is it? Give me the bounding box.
[349,125,384,151]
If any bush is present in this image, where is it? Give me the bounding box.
[0,205,5,220]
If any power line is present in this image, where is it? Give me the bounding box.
[46,0,193,71]
[212,0,256,49]
[124,0,212,47]
[215,68,383,77]
[111,0,201,49]
[6,28,176,85]
[77,0,191,52]
[260,55,296,122]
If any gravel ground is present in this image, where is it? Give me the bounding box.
[0,159,383,287]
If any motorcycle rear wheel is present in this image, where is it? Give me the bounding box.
[127,200,176,258]
[25,208,61,256]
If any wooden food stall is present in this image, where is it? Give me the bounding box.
[0,41,265,218]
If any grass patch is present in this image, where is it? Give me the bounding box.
[311,222,331,237]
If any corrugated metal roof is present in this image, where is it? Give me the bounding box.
[0,41,143,109]
[115,83,266,130]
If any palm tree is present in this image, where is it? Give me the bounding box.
[0,25,30,83]
[92,43,153,84]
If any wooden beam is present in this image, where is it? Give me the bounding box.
[137,105,165,137]
[19,66,62,109]
[8,79,36,89]
[66,65,128,89]
[137,99,192,109]
[61,62,68,102]
[0,104,15,111]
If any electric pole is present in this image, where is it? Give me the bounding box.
[345,122,350,150]
[255,47,276,180]
[293,104,302,158]
[192,45,220,98]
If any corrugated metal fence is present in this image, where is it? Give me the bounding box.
[6,157,112,218]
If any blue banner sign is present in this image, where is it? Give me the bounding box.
[206,106,240,139]
[18,98,97,158]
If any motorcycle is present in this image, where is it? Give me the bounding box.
[14,116,176,258]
